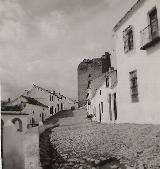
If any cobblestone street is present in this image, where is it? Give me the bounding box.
[39,108,160,169]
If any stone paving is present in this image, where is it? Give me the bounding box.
[41,108,160,169]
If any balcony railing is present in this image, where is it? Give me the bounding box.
[140,19,160,50]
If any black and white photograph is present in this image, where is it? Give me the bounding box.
[1,0,160,168]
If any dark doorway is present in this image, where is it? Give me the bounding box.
[12,118,23,132]
[99,104,101,122]
[113,93,117,121]
[61,103,63,110]
[1,119,4,160]
[109,94,112,121]
[42,113,44,122]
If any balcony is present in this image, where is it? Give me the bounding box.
[140,19,160,50]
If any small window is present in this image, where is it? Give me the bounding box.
[40,114,41,117]
[100,90,101,95]
[123,26,133,53]
[32,111,34,114]
[106,77,109,87]
[129,70,139,103]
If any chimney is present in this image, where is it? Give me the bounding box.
[101,52,111,73]
[8,98,11,103]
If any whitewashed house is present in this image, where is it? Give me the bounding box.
[87,68,117,123]
[5,95,49,125]
[4,84,77,126]
[26,84,77,115]
[113,0,160,124]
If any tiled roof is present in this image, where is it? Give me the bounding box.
[1,105,24,111]
[1,111,29,115]
[90,73,107,99]
[33,84,62,99]
[113,0,146,32]
[21,95,49,108]
[90,70,117,99]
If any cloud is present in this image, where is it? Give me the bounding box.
[0,0,136,100]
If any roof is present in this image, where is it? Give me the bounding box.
[91,70,117,99]
[113,0,146,32]
[1,111,29,115]
[33,84,62,99]
[90,73,108,99]
[1,105,24,111]
[21,95,49,108]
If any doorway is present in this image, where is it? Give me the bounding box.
[99,104,101,122]
[108,94,112,121]
[113,93,117,121]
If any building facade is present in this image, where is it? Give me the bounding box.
[77,52,111,107]
[113,0,160,124]
[87,69,117,123]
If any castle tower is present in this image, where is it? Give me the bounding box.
[77,52,111,107]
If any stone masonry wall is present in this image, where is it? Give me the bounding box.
[77,52,111,107]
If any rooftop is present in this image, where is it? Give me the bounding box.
[113,0,146,32]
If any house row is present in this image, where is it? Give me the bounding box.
[1,84,78,132]
[87,0,160,124]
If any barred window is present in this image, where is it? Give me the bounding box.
[129,70,139,103]
[123,26,133,53]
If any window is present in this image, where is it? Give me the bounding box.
[106,77,109,87]
[129,70,139,103]
[149,7,158,40]
[32,111,34,114]
[50,107,53,115]
[100,90,101,95]
[123,26,133,53]
[87,80,91,88]
[40,114,41,117]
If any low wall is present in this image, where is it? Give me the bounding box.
[2,121,25,169]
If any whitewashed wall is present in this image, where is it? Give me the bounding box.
[2,121,25,169]
[115,0,160,124]
[1,113,28,132]
[90,82,117,123]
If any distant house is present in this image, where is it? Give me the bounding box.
[87,68,117,123]
[113,0,160,124]
[5,95,49,125]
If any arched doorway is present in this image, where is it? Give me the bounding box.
[12,118,23,132]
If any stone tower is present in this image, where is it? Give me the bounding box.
[77,52,111,107]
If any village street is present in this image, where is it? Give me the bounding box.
[39,108,160,169]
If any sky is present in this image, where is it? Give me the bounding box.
[0,0,137,100]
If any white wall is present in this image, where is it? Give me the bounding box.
[1,113,28,132]
[115,0,160,124]
[22,104,48,124]
[91,82,117,123]
[2,121,25,169]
